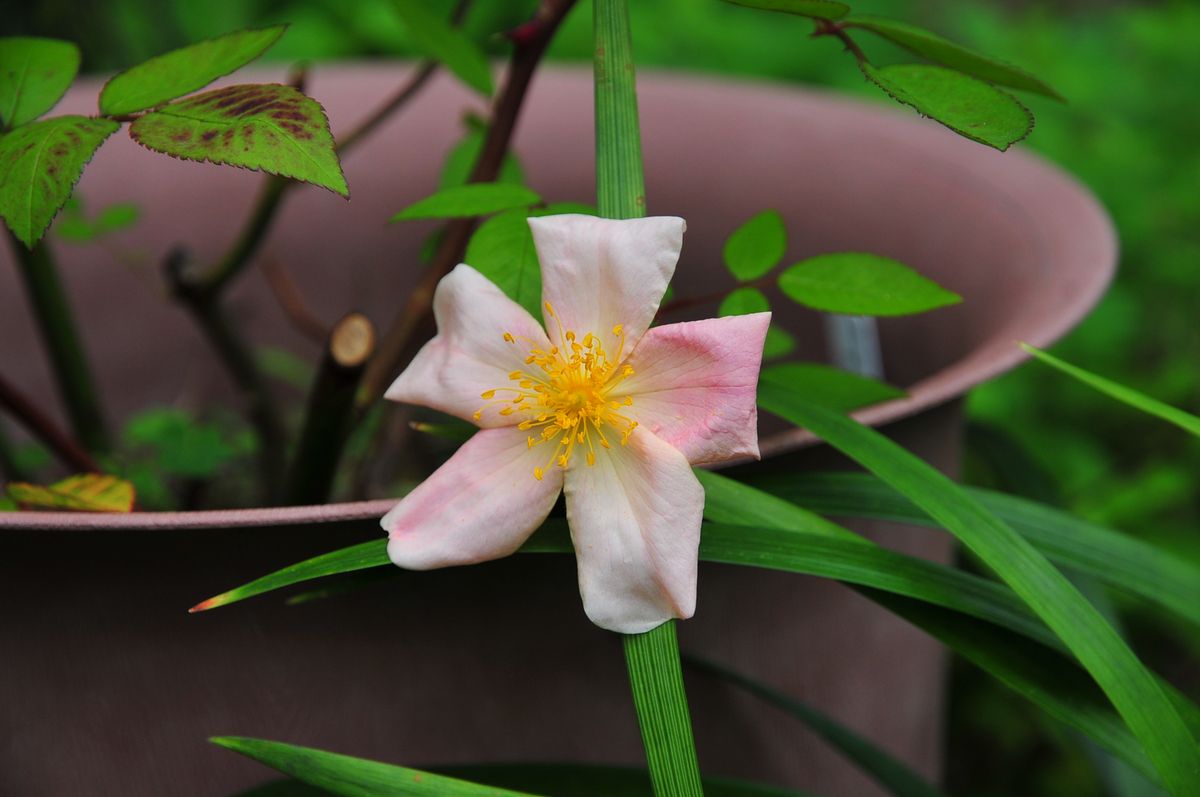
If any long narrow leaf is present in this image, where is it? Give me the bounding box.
[437,764,810,796]
[755,388,1200,795]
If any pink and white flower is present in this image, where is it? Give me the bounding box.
[382,214,770,633]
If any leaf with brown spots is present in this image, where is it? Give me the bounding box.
[99,26,286,116]
[0,114,119,247]
[128,84,348,197]
[0,37,81,129]
[8,473,135,512]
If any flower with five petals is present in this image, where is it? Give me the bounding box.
[382,214,769,633]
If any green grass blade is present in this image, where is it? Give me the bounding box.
[685,656,947,797]
[755,388,1200,795]
[758,471,1200,629]
[1021,344,1200,438]
[210,736,539,796]
[436,764,812,796]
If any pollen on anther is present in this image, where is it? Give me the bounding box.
[527,436,536,448]
[534,467,545,481]
[503,332,515,343]
[545,301,556,317]
[587,451,596,466]
[480,389,496,399]
[508,370,523,380]
[612,324,623,336]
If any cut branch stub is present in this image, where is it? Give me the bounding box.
[128,83,349,197]
[0,115,119,247]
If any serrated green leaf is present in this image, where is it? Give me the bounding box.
[759,362,905,412]
[128,84,348,197]
[723,210,786,281]
[845,16,1062,100]
[1021,344,1200,438]
[392,183,541,222]
[99,26,287,116]
[722,0,849,21]
[439,128,523,190]
[862,63,1033,151]
[0,37,80,129]
[465,208,542,317]
[392,0,493,96]
[778,252,961,316]
[755,389,1200,796]
[0,115,119,247]
[211,737,537,796]
[8,473,135,512]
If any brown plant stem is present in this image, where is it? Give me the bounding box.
[813,19,870,64]
[357,0,579,412]
[261,256,329,344]
[5,231,110,455]
[0,371,99,474]
[284,313,376,506]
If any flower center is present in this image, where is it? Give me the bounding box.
[475,303,638,480]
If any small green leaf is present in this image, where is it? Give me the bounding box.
[122,408,243,479]
[862,63,1033,151]
[439,128,523,190]
[0,37,80,129]
[0,115,119,247]
[723,210,787,281]
[99,26,287,116]
[1021,344,1200,438]
[54,200,139,243]
[8,473,135,512]
[760,363,905,412]
[392,183,541,222]
[718,286,770,316]
[128,84,348,197]
[763,327,796,360]
[392,0,493,96]
[778,252,960,316]
[211,736,537,796]
[845,16,1062,100]
[722,0,849,21]
[465,208,542,317]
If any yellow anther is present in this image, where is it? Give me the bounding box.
[472,410,482,421]
[566,330,576,342]
[499,407,514,416]
[534,467,545,481]
[557,455,568,467]
[545,301,556,317]
[587,451,596,466]
[480,389,496,399]
[508,370,523,380]
[527,436,536,448]
[503,332,515,343]
[612,324,623,337]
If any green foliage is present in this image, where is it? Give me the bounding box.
[0,37,80,129]
[391,0,493,96]
[99,26,286,115]
[465,208,541,317]
[778,251,960,315]
[439,127,524,190]
[128,84,348,196]
[1021,345,1200,439]
[759,362,905,411]
[122,408,249,479]
[211,736,536,796]
[723,210,786,281]
[437,764,809,797]
[844,16,1061,99]
[54,197,140,243]
[861,63,1032,151]
[0,115,119,246]
[7,473,135,512]
[722,0,849,21]
[392,183,541,221]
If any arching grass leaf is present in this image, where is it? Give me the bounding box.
[439,764,811,796]
[862,63,1033,151]
[393,183,541,222]
[99,26,287,116]
[759,363,905,412]
[845,16,1062,100]
[722,0,849,21]
[1021,344,1200,438]
[7,473,134,512]
[0,37,80,128]
[779,252,960,316]
[0,115,119,246]
[392,0,492,96]
[211,737,537,796]
[724,210,786,281]
[128,84,348,197]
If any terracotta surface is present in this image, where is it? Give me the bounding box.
[0,65,1114,796]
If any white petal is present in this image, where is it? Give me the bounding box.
[529,214,684,352]
[383,426,564,569]
[385,264,552,427]
[563,428,703,633]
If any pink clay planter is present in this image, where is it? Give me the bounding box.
[0,66,1114,796]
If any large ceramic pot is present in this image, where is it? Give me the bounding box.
[0,65,1114,796]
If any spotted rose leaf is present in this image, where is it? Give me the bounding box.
[128,83,348,197]
[0,114,119,247]
[8,473,135,512]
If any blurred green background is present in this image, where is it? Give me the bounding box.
[6,0,1197,794]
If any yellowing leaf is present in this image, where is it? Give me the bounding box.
[8,473,135,512]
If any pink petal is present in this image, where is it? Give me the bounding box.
[618,313,770,465]
[563,428,704,634]
[385,265,552,427]
[529,214,684,352]
[384,426,564,569]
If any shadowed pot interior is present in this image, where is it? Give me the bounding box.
[0,66,1114,796]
